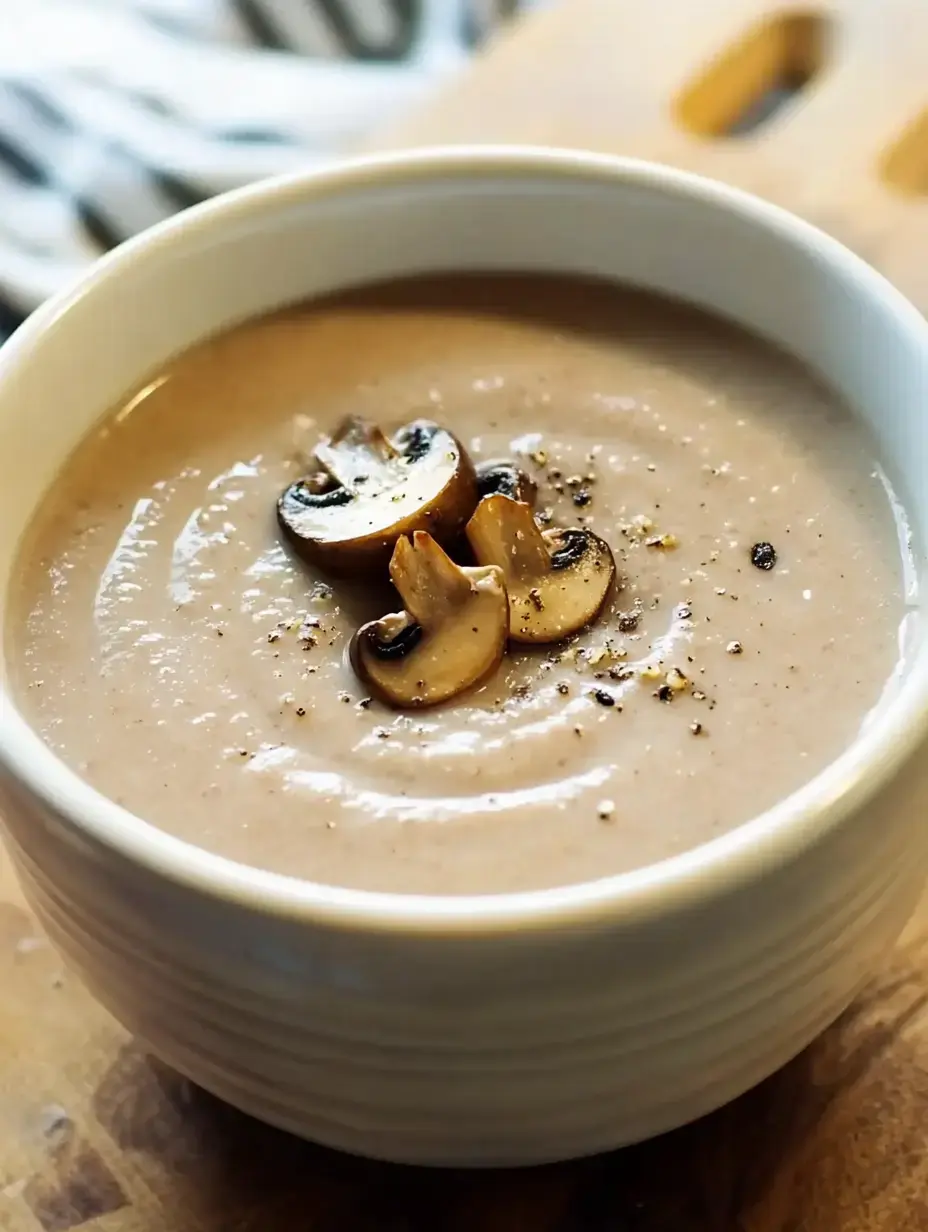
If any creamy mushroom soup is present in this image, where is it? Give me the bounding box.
[7,275,911,894]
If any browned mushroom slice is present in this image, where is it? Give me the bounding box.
[349,531,508,709]
[278,416,478,575]
[475,459,537,507]
[465,494,616,643]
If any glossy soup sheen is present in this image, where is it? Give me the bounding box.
[8,275,909,894]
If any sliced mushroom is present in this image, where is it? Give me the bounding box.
[466,494,616,643]
[349,531,508,708]
[475,459,537,507]
[278,416,478,575]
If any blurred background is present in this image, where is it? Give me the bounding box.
[3,0,927,337]
[0,0,549,342]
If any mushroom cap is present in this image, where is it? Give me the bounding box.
[465,494,617,643]
[278,417,478,576]
[475,459,538,507]
[349,531,508,708]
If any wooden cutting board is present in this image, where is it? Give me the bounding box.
[4,1,928,1227]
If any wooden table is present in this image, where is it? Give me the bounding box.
[4,1,928,1227]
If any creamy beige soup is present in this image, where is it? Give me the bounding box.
[8,276,908,894]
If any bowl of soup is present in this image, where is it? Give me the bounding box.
[0,147,926,1166]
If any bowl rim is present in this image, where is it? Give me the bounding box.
[1,143,926,936]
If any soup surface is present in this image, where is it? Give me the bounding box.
[8,275,909,894]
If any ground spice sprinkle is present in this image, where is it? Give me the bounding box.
[750,541,777,570]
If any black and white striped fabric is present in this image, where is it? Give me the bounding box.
[0,0,542,344]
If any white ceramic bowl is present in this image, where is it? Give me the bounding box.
[0,147,926,1168]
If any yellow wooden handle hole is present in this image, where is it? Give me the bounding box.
[672,10,829,138]
[881,109,928,196]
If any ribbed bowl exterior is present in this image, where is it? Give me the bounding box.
[2,745,925,1166]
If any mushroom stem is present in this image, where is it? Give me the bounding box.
[466,494,617,643]
[314,416,401,490]
[390,531,475,625]
[349,532,509,709]
[463,494,550,580]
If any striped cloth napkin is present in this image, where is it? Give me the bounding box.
[0,0,542,343]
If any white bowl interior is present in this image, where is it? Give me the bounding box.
[0,148,925,920]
